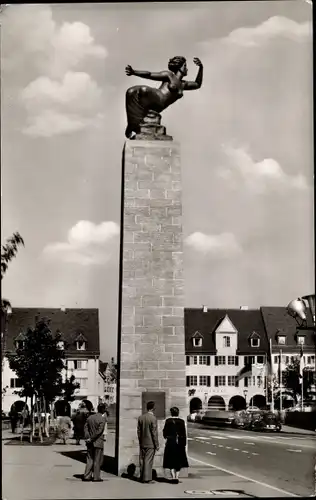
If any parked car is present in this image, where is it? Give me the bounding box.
[231,410,251,429]
[249,410,282,432]
[187,409,205,422]
[202,410,235,426]
[195,409,205,422]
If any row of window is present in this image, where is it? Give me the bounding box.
[186,375,263,387]
[67,360,88,370]
[192,335,307,349]
[10,377,88,389]
[186,355,265,366]
[192,337,260,348]
[15,340,87,351]
[273,355,315,365]
[277,335,305,346]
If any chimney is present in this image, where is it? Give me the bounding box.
[240,305,248,310]
[202,305,208,313]
[61,305,66,312]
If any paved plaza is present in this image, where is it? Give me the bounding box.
[3,423,314,499]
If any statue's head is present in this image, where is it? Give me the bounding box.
[168,56,187,76]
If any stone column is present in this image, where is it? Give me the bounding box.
[116,139,187,476]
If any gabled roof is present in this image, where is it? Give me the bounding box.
[185,308,267,355]
[261,306,315,353]
[215,314,237,334]
[6,308,100,356]
[249,330,260,339]
[75,333,88,343]
[192,331,203,338]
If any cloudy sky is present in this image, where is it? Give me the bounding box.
[1,2,313,361]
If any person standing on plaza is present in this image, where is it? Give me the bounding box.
[9,405,18,434]
[82,403,107,482]
[137,401,159,484]
[163,406,189,484]
[72,403,88,445]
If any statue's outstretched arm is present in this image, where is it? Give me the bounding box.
[126,65,171,82]
[183,58,203,91]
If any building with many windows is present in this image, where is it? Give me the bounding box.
[261,306,316,403]
[2,308,103,414]
[99,358,117,406]
[185,305,316,414]
[185,307,269,413]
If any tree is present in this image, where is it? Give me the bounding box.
[61,375,80,403]
[7,318,65,442]
[1,232,25,281]
[1,232,25,365]
[283,359,314,403]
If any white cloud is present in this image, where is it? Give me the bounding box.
[43,221,120,266]
[185,232,242,258]
[219,145,308,193]
[3,5,107,137]
[223,16,311,47]
[2,5,107,77]
[20,72,103,137]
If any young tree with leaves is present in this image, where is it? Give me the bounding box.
[7,318,65,442]
[283,359,314,404]
[1,232,25,367]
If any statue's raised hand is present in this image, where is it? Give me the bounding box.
[125,65,134,76]
[193,57,203,67]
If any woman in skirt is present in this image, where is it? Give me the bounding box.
[163,406,189,483]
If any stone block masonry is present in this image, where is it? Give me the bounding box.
[116,140,187,476]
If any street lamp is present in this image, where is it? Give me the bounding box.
[286,294,316,411]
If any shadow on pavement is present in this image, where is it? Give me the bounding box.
[58,450,117,476]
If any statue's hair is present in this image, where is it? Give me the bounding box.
[168,56,186,73]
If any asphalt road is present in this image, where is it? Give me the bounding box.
[187,422,316,497]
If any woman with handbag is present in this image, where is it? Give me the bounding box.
[163,406,189,484]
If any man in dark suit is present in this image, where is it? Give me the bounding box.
[83,403,107,482]
[137,401,159,484]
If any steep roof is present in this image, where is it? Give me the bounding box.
[261,306,315,353]
[5,308,100,356]
[185,308,268,355]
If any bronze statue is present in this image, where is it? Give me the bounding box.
[125,56,203,139]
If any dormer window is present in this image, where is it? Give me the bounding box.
[192,331,203,348]
[75,333,87,351]
[15,333,25,350]
[193,338,202,348]
[277,336,286,345]
[249,331,260,348]
[251,338,260,348]
[76,340,86,351]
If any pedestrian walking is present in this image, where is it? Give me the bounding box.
[137,401,159,484]
[56,415,72,444]
[72,403,88,445]
[163,406,189,484]
[9,406,18,434]
[82,402,107,482]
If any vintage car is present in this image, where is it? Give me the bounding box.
[249,410,282,432]
[202,410,235,426]
[188,409,205,422]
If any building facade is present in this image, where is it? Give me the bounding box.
[261,307,316,405]
[185,306,316,414]
[2,308,102,414]
[185,307,268,413]
[99,359,117,406]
